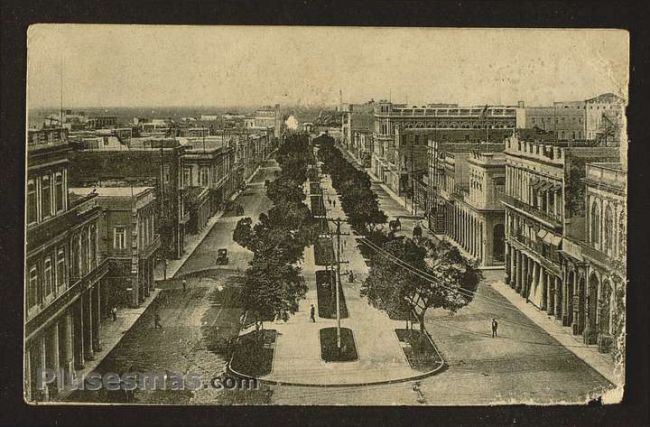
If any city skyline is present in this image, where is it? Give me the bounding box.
[28,25,628,109]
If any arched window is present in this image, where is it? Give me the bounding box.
[619,211,626,256]
[591,201,601,246]
[604,205,614,253]
[600,280,612,335]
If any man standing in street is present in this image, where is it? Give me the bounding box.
[310,304,316,322]
[111,306,117,322]
[154,312,163,329]
[182,279,187,292]
[491,318,498,338]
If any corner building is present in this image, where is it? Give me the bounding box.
[25,129,109,402]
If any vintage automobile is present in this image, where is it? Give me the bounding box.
[216,248,229,265]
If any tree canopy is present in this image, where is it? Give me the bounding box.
[233,132,317,327]
[362,234,482,334]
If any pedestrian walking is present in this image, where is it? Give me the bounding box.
[111,306,117,322]
[491,318,498,338]
[154,312,163,329]
[182,279,187,292]
[333,200,336,207]
[309,304,316,322]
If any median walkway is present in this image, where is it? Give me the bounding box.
[252,173,433,386]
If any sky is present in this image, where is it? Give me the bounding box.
[27,25,629,109]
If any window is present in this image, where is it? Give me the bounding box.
[55,173,64,212]
[27,180,37,224]
[200,167,209,186]
[139,219,144,249]
[183,168,192,186]
[114,227,127,250]
[41,175,51,218]
[28,266,39,308]
[89,225,96,268]
[605,205,614,253]
[44,258,53,299]
[81,230,88,275]
[591,201,601,246]
[56,247,66,288]
[162,165,170,184]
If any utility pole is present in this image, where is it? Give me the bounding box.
[318,210,349,350]
[334,218,343,349]
[410,139,416,216]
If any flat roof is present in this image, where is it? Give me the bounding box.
[69,186,154,198]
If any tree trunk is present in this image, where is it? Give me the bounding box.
[418,312,426,336]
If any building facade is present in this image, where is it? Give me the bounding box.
[521,93,625,143]
[372,101,519,195]
[25,128,109,402]
[69,187,160,309]
[502,136,619,346]
[559,162,626,353]
[427,141,507,266]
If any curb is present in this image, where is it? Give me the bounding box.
[226,325,447,388]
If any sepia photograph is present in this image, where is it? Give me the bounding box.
[22,24,629,407]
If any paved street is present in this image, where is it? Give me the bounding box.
[67,163,279,404]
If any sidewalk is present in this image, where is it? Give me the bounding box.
[58,288,160,400]
[154,164,263,282]
[490,280,621,387]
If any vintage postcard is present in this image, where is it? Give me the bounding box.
[24,25,628,406]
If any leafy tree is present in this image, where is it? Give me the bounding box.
[362,236,482,336]
[241,252,307,331]
[232,131,316,328]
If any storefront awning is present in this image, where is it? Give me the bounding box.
[536,229,548,240]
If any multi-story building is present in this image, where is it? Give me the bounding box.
[427,141,507,266]
[372,101,520,194]
[340,103,374,167]
[525,101,586,141]
[521,93,625,143]
[25,128,109,401]
[252,105,282,138]
[502,136,619,327]
[69,187,160,309]
[69,138,187,260]
[181,136,236,226]
[584,93,625,144]
[559,162,626,353]
[86,116,118,129]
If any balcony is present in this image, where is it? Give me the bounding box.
[502,194,562,230]
[585,162,626,193]
[26,194,102,254]
[26,259,109,340]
